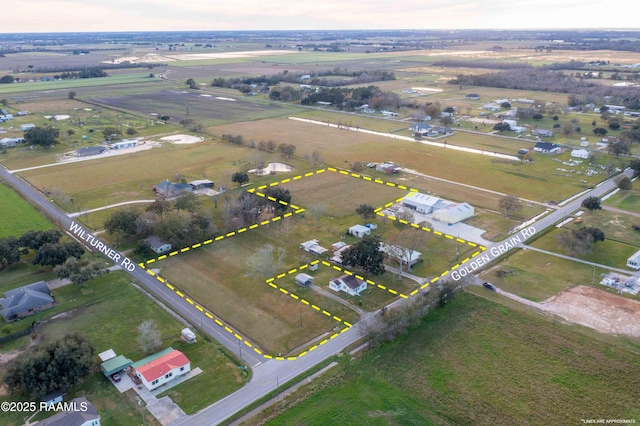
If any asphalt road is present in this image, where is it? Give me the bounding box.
[1,163,634,425]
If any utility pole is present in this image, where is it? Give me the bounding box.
[238,339,243,368]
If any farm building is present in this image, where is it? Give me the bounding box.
[627,249,640,269]
[20,123,36,131]
[376,162,401,173]
[482,104,501,112]
[533,142,559,154]
[571,149,590,159]
[154,180,193,198]
[77,146,106,157]
[533,129,554,138]
[190,179,214,190]
[432,202,475,224]
[100,354,133,378]
[0,137,23,148]
[295,273,314,287]
[144,236,172,254]
[300,239,328,255]
[348,224,371,238]
[38,397,100,426]
[132,347,191,391]
[380,243,422,267]
[402,192,450,214]
[110,139,138,149]
[0,281,54,322]
[329,274,367,296]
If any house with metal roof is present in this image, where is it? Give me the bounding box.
[77,146,106,157]
[348,224,371,238]
[627,249,640,270]
[132,347,191,391]
[38,397,100,426]
[0,281,54,322]
[329,274,367,296]
[144,236,172,254]
[401,192,451,214]
[154,180,193,198]
[533,141,559,154]
[432,202,475,224]
[101,355,133,378]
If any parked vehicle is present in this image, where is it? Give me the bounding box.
[482,282,497,291]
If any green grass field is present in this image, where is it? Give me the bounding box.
[0,182,51,238]
[263,292,640,425]
[605,189,640,212]
[0,73,160,94]
[0,271,245,425]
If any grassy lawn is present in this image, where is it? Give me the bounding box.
[0,73,160,94]
[0,271,245,425]
[563,208,640,247]
[479,249,611,302]
[530,227,640,270]
[0,182,51,238]
[465,211,522,241]
[264,292,640,425]
[605,188,640,212]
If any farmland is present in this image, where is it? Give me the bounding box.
[0,181,51,238]
[263,292,640,425]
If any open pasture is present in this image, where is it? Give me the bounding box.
[0,72,158,95]
[0,182,51,238]
[91,89,304,127]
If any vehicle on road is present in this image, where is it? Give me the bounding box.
[482,282,497,291]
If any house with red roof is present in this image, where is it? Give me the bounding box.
[132,348,191,391]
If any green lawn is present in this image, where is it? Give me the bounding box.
[0,73,161,94]
[605,188,640,212]
[265,292,640,425]
[0,182,51,238]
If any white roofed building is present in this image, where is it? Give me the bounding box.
[432,202,475,224]
[402,192,451,214]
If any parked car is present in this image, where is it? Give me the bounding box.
[482,282,497,291]
[111,373,122,382]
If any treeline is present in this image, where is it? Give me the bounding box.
[433,59,532,70]
[31,62,159,74]
[0,229,84,270]
[56,68,108,79]
[105,195,216,250]
[450,69,640,109]
[222,133,296,157]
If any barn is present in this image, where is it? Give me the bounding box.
[432,202,475,224]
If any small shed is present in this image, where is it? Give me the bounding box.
[181,328,197,343]
[571,149,589,159]
[295,273,314,287]
[349,225,371,238]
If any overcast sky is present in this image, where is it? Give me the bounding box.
[6,0,640,33]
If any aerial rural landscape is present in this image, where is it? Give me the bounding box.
[1,24,640,426]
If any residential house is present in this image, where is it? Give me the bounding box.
[380,110,399,117]
[533,142,559,154]
[20,123,36,131]
[379,243,422,267]
[571,149,590,159]
[402,192,451,214]
[348,224,371,238]
[300,239,328,255]
[110,139,138,149]
[329,274,367,296]
[482,104,501,112]
[430,126,454,135]
[627,249,640,269]
[533,128,554,138]
[144,236,172,254]
[376,162,401,173]
[409,123,432,136]
[38,397,100,426]
[295,273,314,287]
[0,281,54,322]
[133,347,191,391]
[77,146,106,157]
[0,137,23,148]
[432,202,475,224]
[154,180,193,198]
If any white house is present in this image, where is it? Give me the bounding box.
[110,139,138,149]
[482,104,501,112]
[300,239,328,255]
[380,243,422,267]
[571,149,590,159]
[348,225,370,238]
[133,348,191,391]
[502,119,518,129]
[20,123,36,131]
[401,192,450,214]
[144,236,172,254]
[627,249,640,269]
[432,202,475,224]
[329,274,367,296]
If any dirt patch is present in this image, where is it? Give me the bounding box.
[541,285,640,337]
[159,134,204,144]
[248,162,294,175]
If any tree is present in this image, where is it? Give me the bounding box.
[185,78,197,89]
[68,91,76,100]
[312,150,324,165]
[0,237,20,270]
[105,209,139,236]
[247,244,286,279]
[630,159,640,177]
[532,113,544,120]
[232,171,249,186]
[616,176,633,190]
[135,211,160,236]
[608,121,621,130]
[608,139,631,157]
[581,196,602,211]
[263,187,291,212]
[308,204,325,227]
[23,126,60,149]
[351,161,364,173]
[174,192,199,212]
[55,257,106,287]
[4,334,95,399]
[395,210,414,227]
[355,204,376,219]
[493,122,511,132]
[0,75,15,84]
[557,227,605,256]
[160,115,170,123]
[342,234,385,275]
[18,229,62,251]
[137,320,162,354]
[102,127,121,141]
[277,143,296,158]
[384,228,425,279]
[499,195,522,218]
[32,242,84,267]
[126,127,138,136]
[593,127,608,136]
[501,101,511,109]
[146,199,171,218]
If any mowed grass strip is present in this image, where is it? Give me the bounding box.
[0,182,51,238]
[266,292,640,425]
